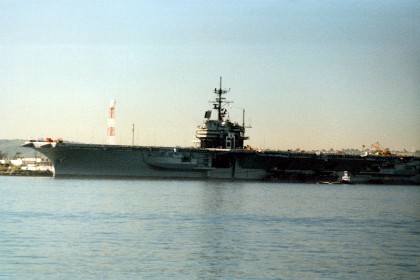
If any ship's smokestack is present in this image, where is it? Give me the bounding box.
[107,99,116,145]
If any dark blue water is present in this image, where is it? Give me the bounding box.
[1,177,419,279]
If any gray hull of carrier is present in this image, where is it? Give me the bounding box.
[23,141,420,184]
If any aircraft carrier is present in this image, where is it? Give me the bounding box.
[23,79,420,184]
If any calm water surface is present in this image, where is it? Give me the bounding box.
[0,177,419,279]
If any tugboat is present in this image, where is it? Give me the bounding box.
[341,171,352,184]
[318,171,352,185]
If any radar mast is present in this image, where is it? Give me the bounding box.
[212,77,231,122]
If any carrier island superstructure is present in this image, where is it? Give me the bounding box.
[23,79,420,184]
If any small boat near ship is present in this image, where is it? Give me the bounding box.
[318,171,352,185]
[23,79,420,184]
[341,171,352,184]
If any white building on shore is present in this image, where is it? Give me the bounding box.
[1,157,52,172]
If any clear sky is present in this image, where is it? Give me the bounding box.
[1,0,419,151]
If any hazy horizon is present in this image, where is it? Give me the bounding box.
[1,0,419,151]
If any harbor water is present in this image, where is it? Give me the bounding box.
[1,177,419,279]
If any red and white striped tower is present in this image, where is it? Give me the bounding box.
[107,99,116,145]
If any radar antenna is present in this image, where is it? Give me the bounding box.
[212,77,232,121]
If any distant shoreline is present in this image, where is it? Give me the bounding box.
[0,169,53,177]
